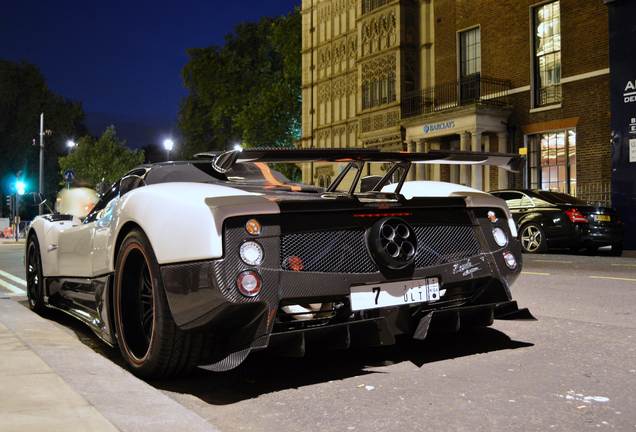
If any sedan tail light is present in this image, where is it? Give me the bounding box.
[565,208,588,224]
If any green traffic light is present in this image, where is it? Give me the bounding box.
[15,180,26,196]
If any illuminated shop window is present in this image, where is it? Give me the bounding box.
[533,1,562,106]
[528,129,576,195]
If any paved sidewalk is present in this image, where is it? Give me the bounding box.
[0,311,118,432]
[0,299,218,432]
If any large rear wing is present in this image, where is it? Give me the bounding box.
[194,148,520,197]
[194,148,521,173]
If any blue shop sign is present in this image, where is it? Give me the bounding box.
[423,120,456,134]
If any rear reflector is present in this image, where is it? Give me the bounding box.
[503,251,517,270]
[236,270,262,297]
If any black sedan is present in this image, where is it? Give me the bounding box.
[490,189,624,256]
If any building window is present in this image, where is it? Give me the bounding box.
[533,1,562,106]
[459,27,481,78]
[528,129,576,194]
[362,72,396,110]
[459,27,481,103]
[362,0,388,15]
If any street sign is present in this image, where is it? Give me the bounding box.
[63,169,75,184]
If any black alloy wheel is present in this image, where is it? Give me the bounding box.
[26,236,45,312]
[113,229,210,378]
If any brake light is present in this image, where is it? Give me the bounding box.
[565,208,588,223]
[353,212,412,218]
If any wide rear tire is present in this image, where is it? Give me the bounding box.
[113,229,208,378]
[26,235,46,313]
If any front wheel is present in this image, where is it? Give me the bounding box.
[26,236,46,313]
[113,229,207,378]
[519,223,547,254]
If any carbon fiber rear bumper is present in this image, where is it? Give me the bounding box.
[159,208,525,371]
[160,248,523,371]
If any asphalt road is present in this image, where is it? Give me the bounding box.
[1,243,635,431]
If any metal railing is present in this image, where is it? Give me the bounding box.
[576,182,612,207]
[401,75,511,119]
[536,84,562,107]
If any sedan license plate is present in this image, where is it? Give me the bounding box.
[350,278,440,311]
[596,214,611,222]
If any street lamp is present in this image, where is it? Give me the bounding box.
[66,140,76,154]
[163,138,174,161]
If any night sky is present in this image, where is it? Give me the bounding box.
[0,0,299,147]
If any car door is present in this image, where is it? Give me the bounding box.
[56,219,96,277]
[57,183,119,277]
[527,193,570,241]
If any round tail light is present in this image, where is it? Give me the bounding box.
[236,270,262,297]
[239,241,264,266]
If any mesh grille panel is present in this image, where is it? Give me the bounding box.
[280,224,482,273]
[414,224,481,268]
[280,229,378,273]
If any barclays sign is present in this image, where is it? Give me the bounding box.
[423,120,456,134]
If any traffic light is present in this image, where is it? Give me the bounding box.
[5,195,14,217]
[15,180,26,196]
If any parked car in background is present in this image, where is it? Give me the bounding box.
[490,189,624,256]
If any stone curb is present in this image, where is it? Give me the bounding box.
[0,299,220,432]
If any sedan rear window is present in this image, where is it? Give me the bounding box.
[533,191,588,205]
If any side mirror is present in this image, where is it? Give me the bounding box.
[119,175,146,197]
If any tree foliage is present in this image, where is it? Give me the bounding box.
[58,126,145,188]
[179,9,301,157]
[0,60,86,203]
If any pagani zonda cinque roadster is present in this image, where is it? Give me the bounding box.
[26,148,530,378]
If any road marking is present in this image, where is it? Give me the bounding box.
[0,270,27,286]
[589,276,636,283]
[0,278,26,296]
[530,259,573,264]
[521,271,551,276]
[611,263,636,268]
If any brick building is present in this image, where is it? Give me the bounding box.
[301,0,611,201]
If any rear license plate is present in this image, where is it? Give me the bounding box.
[350,278,440,311]
[596,214,611,222]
